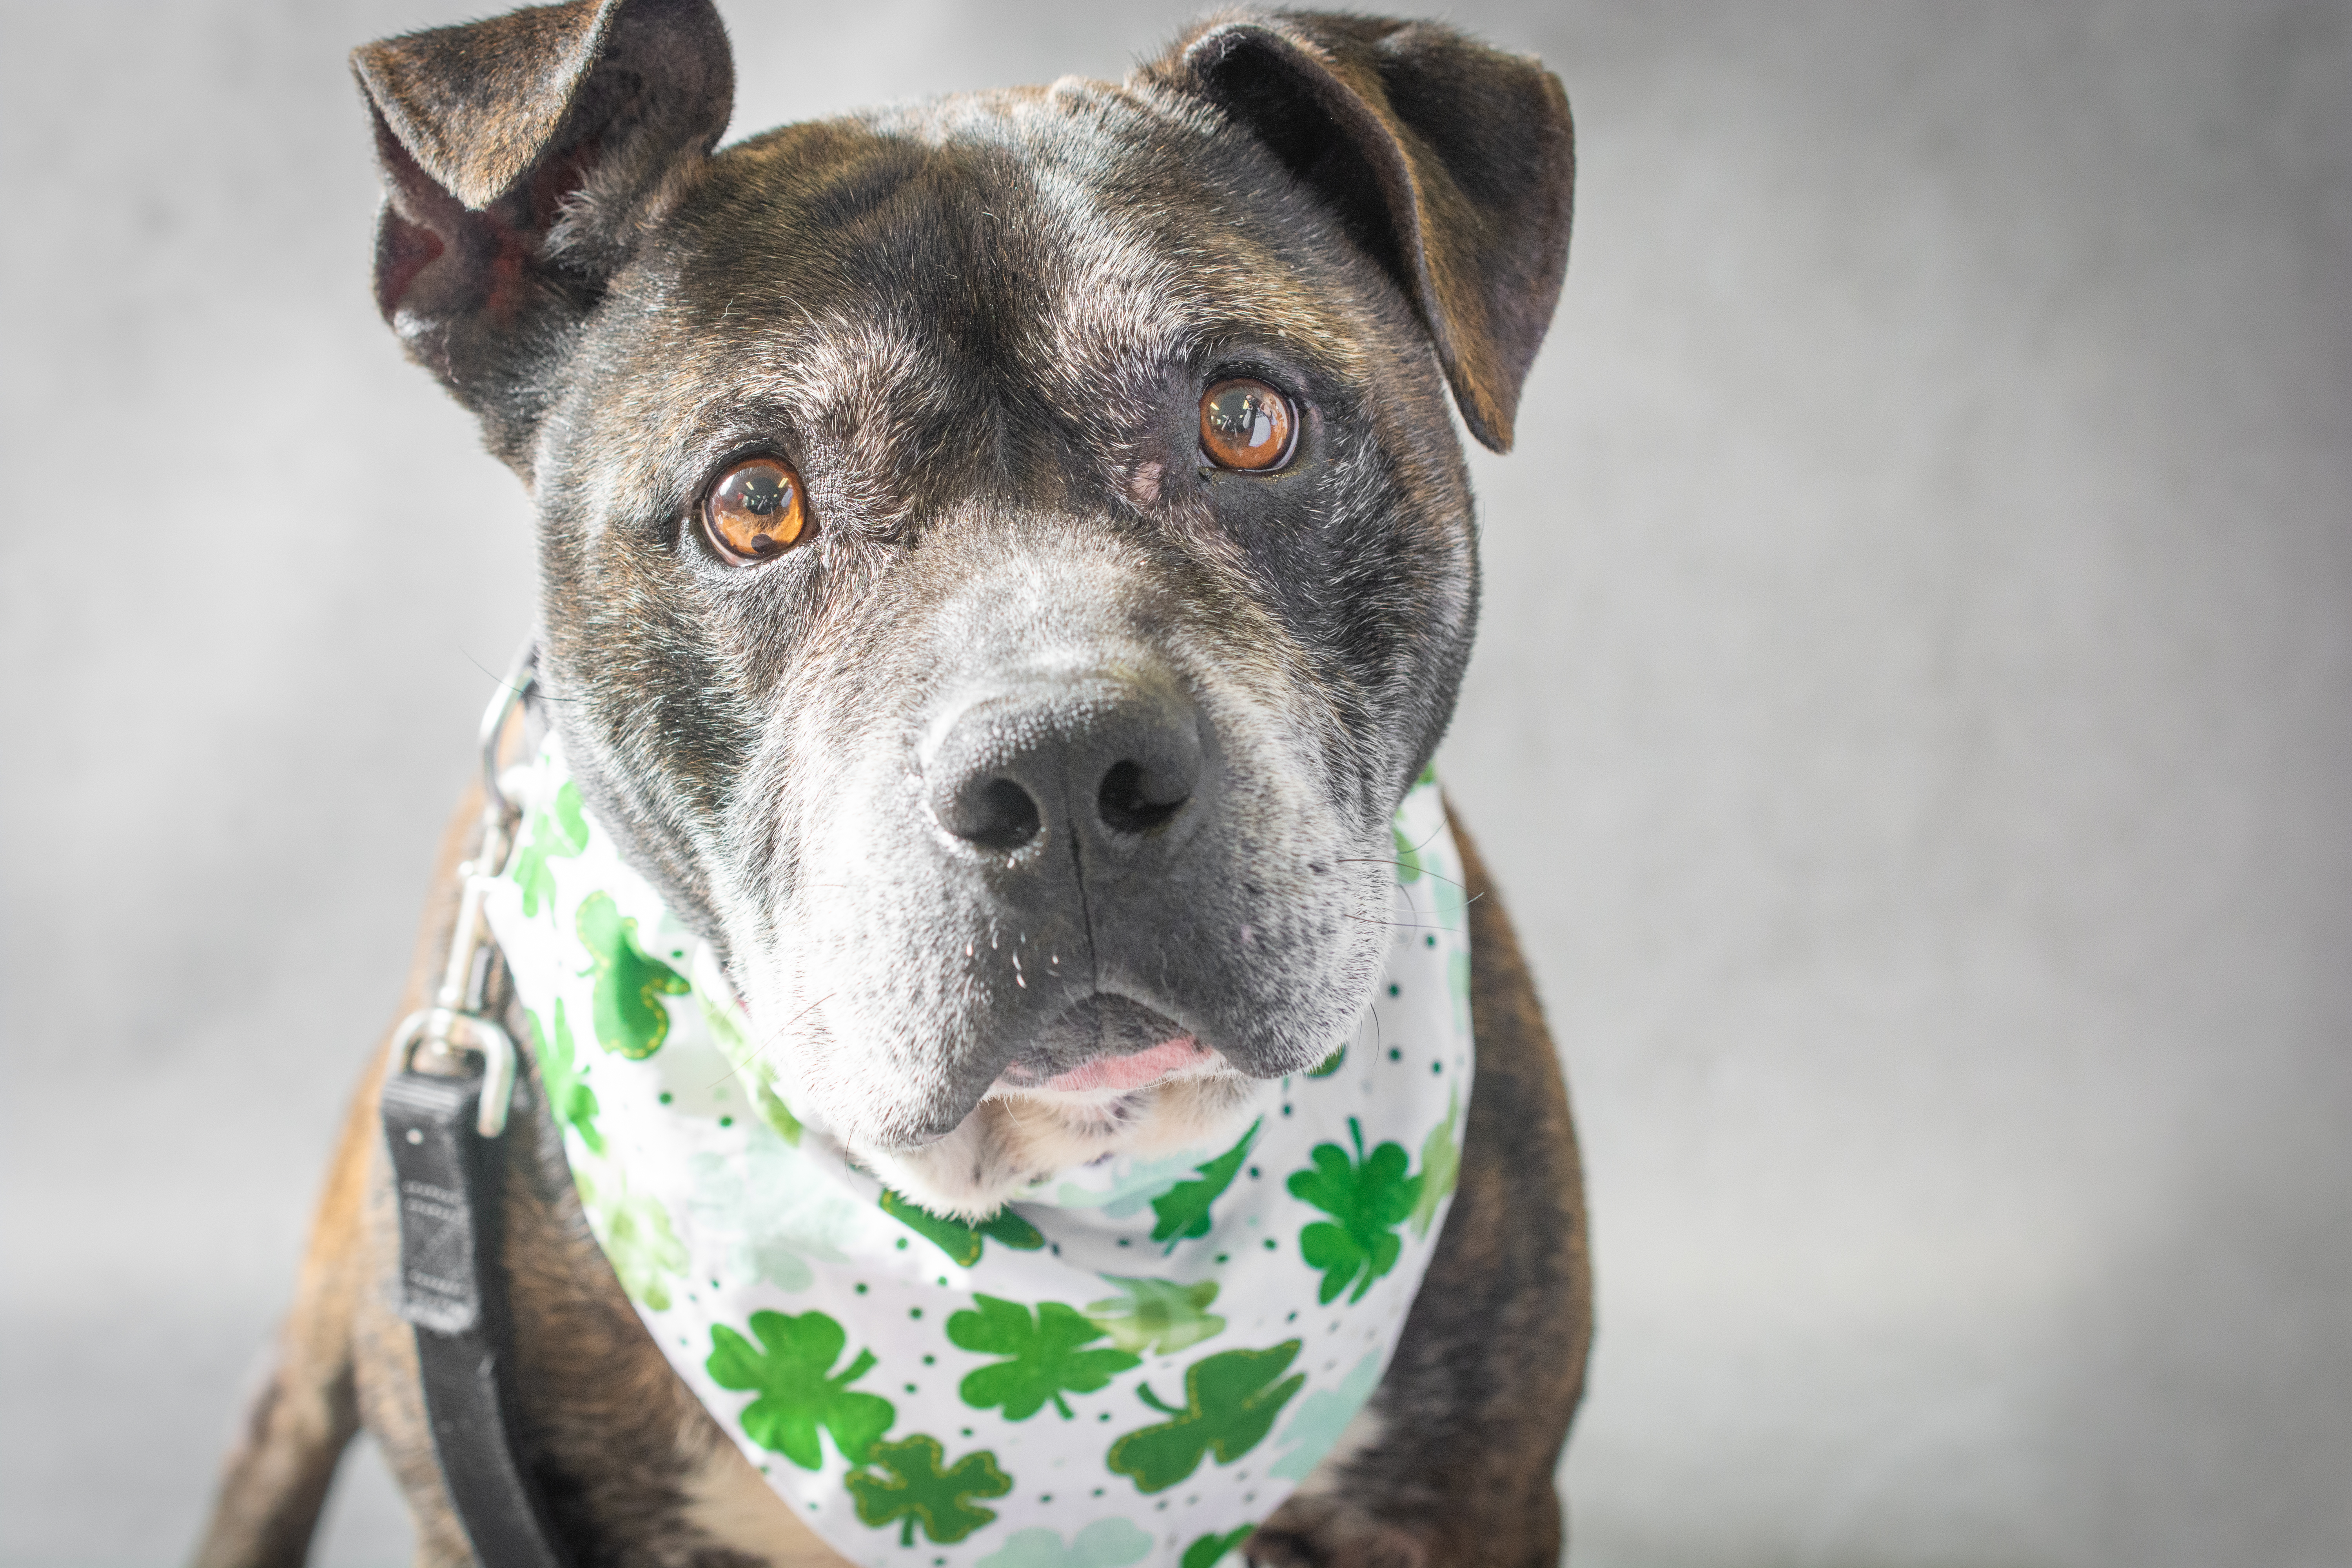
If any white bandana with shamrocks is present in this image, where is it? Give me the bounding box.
[479,738,1473,1568]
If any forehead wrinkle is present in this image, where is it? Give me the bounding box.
[622,301,970,532]
[1007,118,1385,431]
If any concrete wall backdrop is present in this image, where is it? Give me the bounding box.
[2,1,2345,1564]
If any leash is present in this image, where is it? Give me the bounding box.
[381,645,573,1568]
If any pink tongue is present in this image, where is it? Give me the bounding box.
[1041,1035,1209,1093]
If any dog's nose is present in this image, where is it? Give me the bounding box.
[925,672,1205,854]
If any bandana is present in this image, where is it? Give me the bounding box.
[480,737,1473,1568]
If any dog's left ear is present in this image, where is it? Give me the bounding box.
[1144,13,1573,452]
[353,0,733,466]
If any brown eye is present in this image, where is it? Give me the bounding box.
[703,456,810,563]
[1199,378,1297,471]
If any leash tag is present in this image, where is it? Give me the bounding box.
[383,1067,488,1337]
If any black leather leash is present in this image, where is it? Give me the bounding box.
[381,648,574,1568]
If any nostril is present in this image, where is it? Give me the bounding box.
[1098,759,1188,836]
[949,777,1043,850]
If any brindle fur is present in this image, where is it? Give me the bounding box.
[194,0,1590,1561]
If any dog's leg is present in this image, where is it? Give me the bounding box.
[189,1055,379,1568]
[192,789,488,1568]
[1251,817,1594,1568]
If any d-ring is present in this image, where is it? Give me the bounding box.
[389,1007,519,1138]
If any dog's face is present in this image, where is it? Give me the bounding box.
[358,0,1571,1211]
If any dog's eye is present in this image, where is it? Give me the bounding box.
[703,457,811,563]
[1199,378,1297,471]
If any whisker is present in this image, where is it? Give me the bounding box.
[1332,856,1474,893]
[464,648,580,702]
[1339,896,1485,934]
[706,990,837,1090]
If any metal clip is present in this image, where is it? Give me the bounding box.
[388,1007,520,1138]
[388,645,539,1139]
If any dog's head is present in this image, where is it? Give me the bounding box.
[356,0,1571,1214]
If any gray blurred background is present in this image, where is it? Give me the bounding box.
[3,0,2347,1564]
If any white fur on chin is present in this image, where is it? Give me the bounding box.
[861,1069,1270,1221]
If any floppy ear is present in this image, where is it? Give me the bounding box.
[1144,12,1573,452]
[353,0,733,464]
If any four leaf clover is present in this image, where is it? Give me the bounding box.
[526,998,602,1155]
[513,780,589,918]
[846,1435,1012,1546]
[1409,1086,1461,1239]
[1149,1119,1259,1252]
[706,1309,895,1470]
[880,1189,1045,1267]
[574,891,690,1059]
[947,1295,1141,1420]
[1106,1341,1305,1494]
[1287,1117,1423,1305]
[1083,1276,1226,1355]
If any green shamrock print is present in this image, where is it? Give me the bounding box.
[696,989,803,1146]
[880,1189,1045,1267]
[946,1295,1141,1420]
[574,891,689,1059]
[1410,1087,1461,1239]
[1149,1118,1260,1252]
[1288,1117,1424,1305]
[1182,1526,1258,1568]
[846,1435,1012,1547]
[527,999,602,1155]
[1106,1341,1305,1493]
[1083,1276,1226,1355]
[513,780,589,918]
[1391,822,1423,884]
[1267,1349,1382,1482]
[575,1164,686,1309]
[706,1309,896,1471]
[1305,1041,1347,1078]
[975,1519,1153,1568]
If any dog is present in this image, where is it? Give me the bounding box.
[192,2,1590,1563]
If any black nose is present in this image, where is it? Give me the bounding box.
[926,672,1206,853]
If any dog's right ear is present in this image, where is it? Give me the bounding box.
[354,0,733,466]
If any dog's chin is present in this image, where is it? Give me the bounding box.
[857,1038,1266,1223]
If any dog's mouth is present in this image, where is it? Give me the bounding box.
[985,993,1234,1098]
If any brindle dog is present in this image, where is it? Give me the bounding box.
[192,1,1590,1563]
